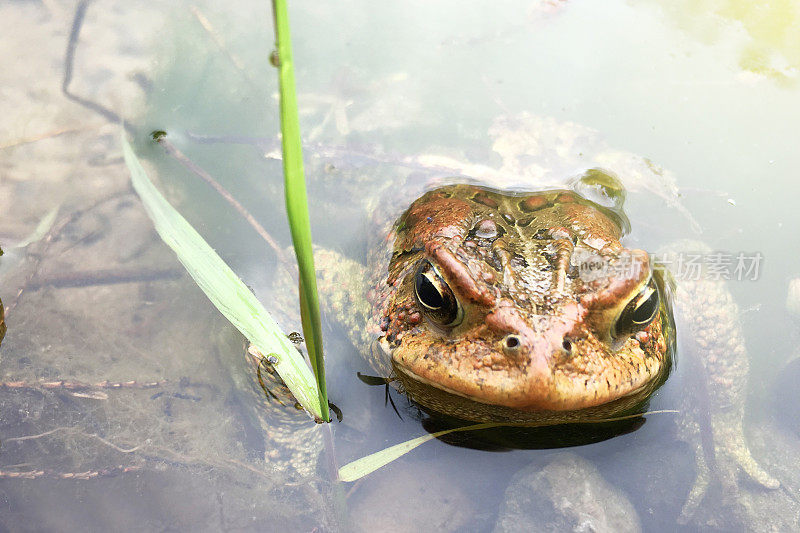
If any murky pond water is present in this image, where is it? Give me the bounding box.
[2,0,800,531]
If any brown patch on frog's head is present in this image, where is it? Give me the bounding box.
[379,184,671,423]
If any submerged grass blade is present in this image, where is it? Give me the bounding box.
[14,206,59,249]
[338,410,679,482]
[338,423,496,482]
[122,134,323,420]
[272,0,329,421]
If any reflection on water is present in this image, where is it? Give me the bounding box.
[648,0,800,85]
[420,415,647,451]
[1,0,800,531]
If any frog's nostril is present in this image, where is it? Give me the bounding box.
[502,334,523,358]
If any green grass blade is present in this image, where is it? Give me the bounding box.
[338,423,497,482]
[122,134,323,420]
[272,0,329,421]
[14,206,59,249]
[337,409,679,482]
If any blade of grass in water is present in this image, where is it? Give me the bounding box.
[13,206,59,249]
[338,423,496,482]
[122,134,323,420]
[338,410,678,481]
[272,0,329,421]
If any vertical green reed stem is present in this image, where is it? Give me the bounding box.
[271,0,329,422]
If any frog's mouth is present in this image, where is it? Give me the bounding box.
[382,312,672,424]
[390,356,669,425]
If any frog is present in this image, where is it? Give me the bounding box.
[361,181,672,426]
[244,112,780,528]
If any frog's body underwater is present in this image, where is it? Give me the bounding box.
[246,115,779,528]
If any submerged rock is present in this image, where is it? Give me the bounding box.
[493,452,641,533]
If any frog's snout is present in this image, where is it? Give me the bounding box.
[484,303,555,376]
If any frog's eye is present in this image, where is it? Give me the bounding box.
[414,260,464,327]
[612,279,660,339]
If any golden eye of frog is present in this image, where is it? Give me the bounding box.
[372,182,673,424]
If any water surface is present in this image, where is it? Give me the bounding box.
[1,1,799,531]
